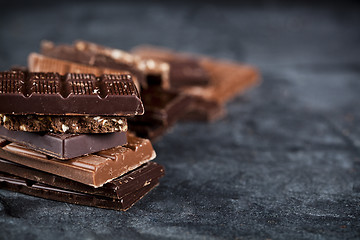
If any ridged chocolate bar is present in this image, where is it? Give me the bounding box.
[0,134,156,187]
[0,159,164,199]
[0,71,144,116]
[0,125,127,159]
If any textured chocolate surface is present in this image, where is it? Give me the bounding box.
[0,114,127,133]
[0,71,144,116]
[0,159,164,199]
[0,125,127,159]
[0,172,159,211]
[0,134,156,187]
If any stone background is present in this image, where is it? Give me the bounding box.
[0,1,360,239]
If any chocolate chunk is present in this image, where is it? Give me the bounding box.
[0,172,159,211]
[128,88,193,140]
[180,96,226,122]
[0,125,127,159]
[0,159,164,199]
[0,114,127,133]
[0,71,144,116]
[132,45,210,88]
[0,133,156,187]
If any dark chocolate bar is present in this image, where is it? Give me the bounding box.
[0,71,144,116]
[128,88,192,140]
[0,159,164,199]
[0,172,159,211]
[0,134,156,187]
[0,125,127,159]
[132,45,210,88]
[129,88,192,126]
[180,96,226,122]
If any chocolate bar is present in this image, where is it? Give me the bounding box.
[186,58,260,104]
[130,88,192,126]
[132,45,210,88]
[0,114,127,133]
[127,88,193,140]
[0,134,156,187]
[0,158,164,199]
[74,40,171,89]
[180,97,226,122]
[28,53,141,91]
[0,71,144,116]
[132,45,260,121]
[0,125,127,159]
[0,172,159,211]
[40,41,146,89]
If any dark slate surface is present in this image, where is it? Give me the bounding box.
[0,1,360,239]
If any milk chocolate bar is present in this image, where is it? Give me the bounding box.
[0,134,156,187]
[0,71,144,116]
[0,172,159,211]
[0,159,164,199]
[28,53,141,91]
[0,125,127,159]
[40,40,146,89]
[186,58,260,104]
[0,114,127,133]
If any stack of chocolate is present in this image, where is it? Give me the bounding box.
[0,71,164,211]
[27,40,260,140]
[0,40,259,210]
